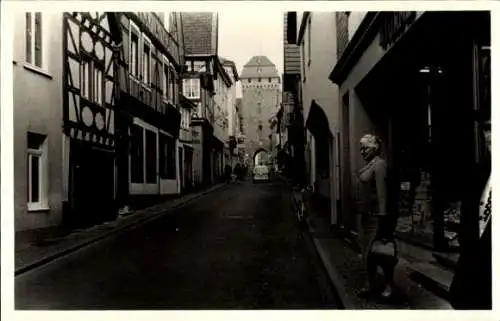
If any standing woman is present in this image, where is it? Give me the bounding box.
[356,134,397,301]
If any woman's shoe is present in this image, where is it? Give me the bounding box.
[357,288,378,300]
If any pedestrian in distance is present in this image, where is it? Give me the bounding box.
[356,134,399,303]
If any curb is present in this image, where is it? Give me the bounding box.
[303,218,353,309]
[15,183,230,276]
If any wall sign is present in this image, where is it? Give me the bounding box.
[379,11,417,51]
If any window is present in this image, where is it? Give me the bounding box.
[169,67,176,103]
[26,12,43,68]
[143,35,152,85]
[257,102,262,114]
[81,59,91,100]
[159,133,176,179]
[164,12,171,31]
[27,132,47,210]
[268,78,272,83]
[183,109,191,129]
[162,56,169,100]
[307,15,312,66]
[93,67,103,105]
[194,61,206,72]
[183,78,200,99]
[130,124,144,183]
[145,129,157,183]
[258,78,262,82]
[152,55,160,88]
[129,22,140,78]
[81,57,103,105]
[301,40,306,82]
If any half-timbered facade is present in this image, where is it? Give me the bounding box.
[180,12,223,187]
[61,12,185,224]
[112,12,184,209]
[179,94,196,192]
[182,58,216,188]
[62,12,122,228]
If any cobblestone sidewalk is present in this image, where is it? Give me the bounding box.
[304,206,453,309]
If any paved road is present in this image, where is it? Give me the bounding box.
[16,181,341,309]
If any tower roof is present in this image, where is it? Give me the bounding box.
[240,55,279,79]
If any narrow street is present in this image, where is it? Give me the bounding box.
[15,181,341,309]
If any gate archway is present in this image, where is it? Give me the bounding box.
[253,148,269,166]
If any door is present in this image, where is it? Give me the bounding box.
[179,147,184,192]
[70,139,115,229]
[341,92,353,232]
[184,148,193,191]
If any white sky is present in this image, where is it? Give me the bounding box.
[218,11,284,98]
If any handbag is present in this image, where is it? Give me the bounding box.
[371,239,397,257]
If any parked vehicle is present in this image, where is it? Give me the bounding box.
[252,165,270,183]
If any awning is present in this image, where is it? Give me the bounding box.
[305,100,332,138]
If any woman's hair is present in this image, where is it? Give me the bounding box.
[360,134,381,153]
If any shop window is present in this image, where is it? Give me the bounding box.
[159,133,176,180]
[27,132,48,210]
[26,12,43,69]
[145,129,157,183]
[130,124,144,183]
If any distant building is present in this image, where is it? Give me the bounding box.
[180,12,232,186]
[220,58,240,167]
[240,56,281,166]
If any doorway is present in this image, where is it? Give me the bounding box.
[179,147,184,192]
[69,139,116,229]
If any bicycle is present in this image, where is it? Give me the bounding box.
[292,184,312,225]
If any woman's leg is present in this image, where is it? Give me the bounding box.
[359,215,379,295]
[381,262,395,297]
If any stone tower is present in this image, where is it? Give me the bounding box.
[240,56,281,165]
